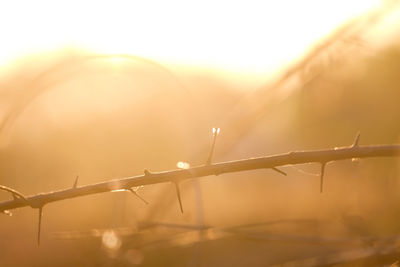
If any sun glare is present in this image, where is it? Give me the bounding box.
[102,230,122,250]
[0,0,381,75]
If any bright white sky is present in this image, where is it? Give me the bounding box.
[0,0,381,76]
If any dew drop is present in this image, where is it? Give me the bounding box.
[177,161,190,169]
[2,210,12,216]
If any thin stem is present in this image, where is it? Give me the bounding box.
[0,144,399,212]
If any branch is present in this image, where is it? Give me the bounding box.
[1,144,399,213]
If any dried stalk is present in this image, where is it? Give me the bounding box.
[1,134,400,245]
[1,143,399,213]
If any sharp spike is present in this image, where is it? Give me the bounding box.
[128,188,149,205]
[73,175,79,189]
[37,206,43,246]
[0,185,28,203]
[206,128,220,165]
[173,182,184,213]
[320,163,326,193]
[352,132,361,148]
[272,167,287,176]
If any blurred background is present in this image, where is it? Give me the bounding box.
[1,0,400,266]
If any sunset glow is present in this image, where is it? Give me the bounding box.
[0,0,380,75]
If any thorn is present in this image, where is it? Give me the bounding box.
[128,188,149,205]
[0,185,28,203]
[73,175,79,189]
[352,132,361,148]
[206,128,220,165]
[37,206,43,246]
[144,169,151,176]
[272,167,287,176]
[173,181,184,213]
[320,163,326,193]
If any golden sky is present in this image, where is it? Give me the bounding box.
[0,0,382,76]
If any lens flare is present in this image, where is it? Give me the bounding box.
[102,230,121,250]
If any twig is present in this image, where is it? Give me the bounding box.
[0,185,29,203]
[2,132,400,246]
[1,144,399,213]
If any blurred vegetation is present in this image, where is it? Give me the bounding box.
[1,35,400,267]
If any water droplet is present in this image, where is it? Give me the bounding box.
[212,127,221,135]
[177,161,190,169]
[3,210,12,216]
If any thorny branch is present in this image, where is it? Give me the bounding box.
[1,133,400,245]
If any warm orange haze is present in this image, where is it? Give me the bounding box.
[0,0,382,78]
[1,1,400,266]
